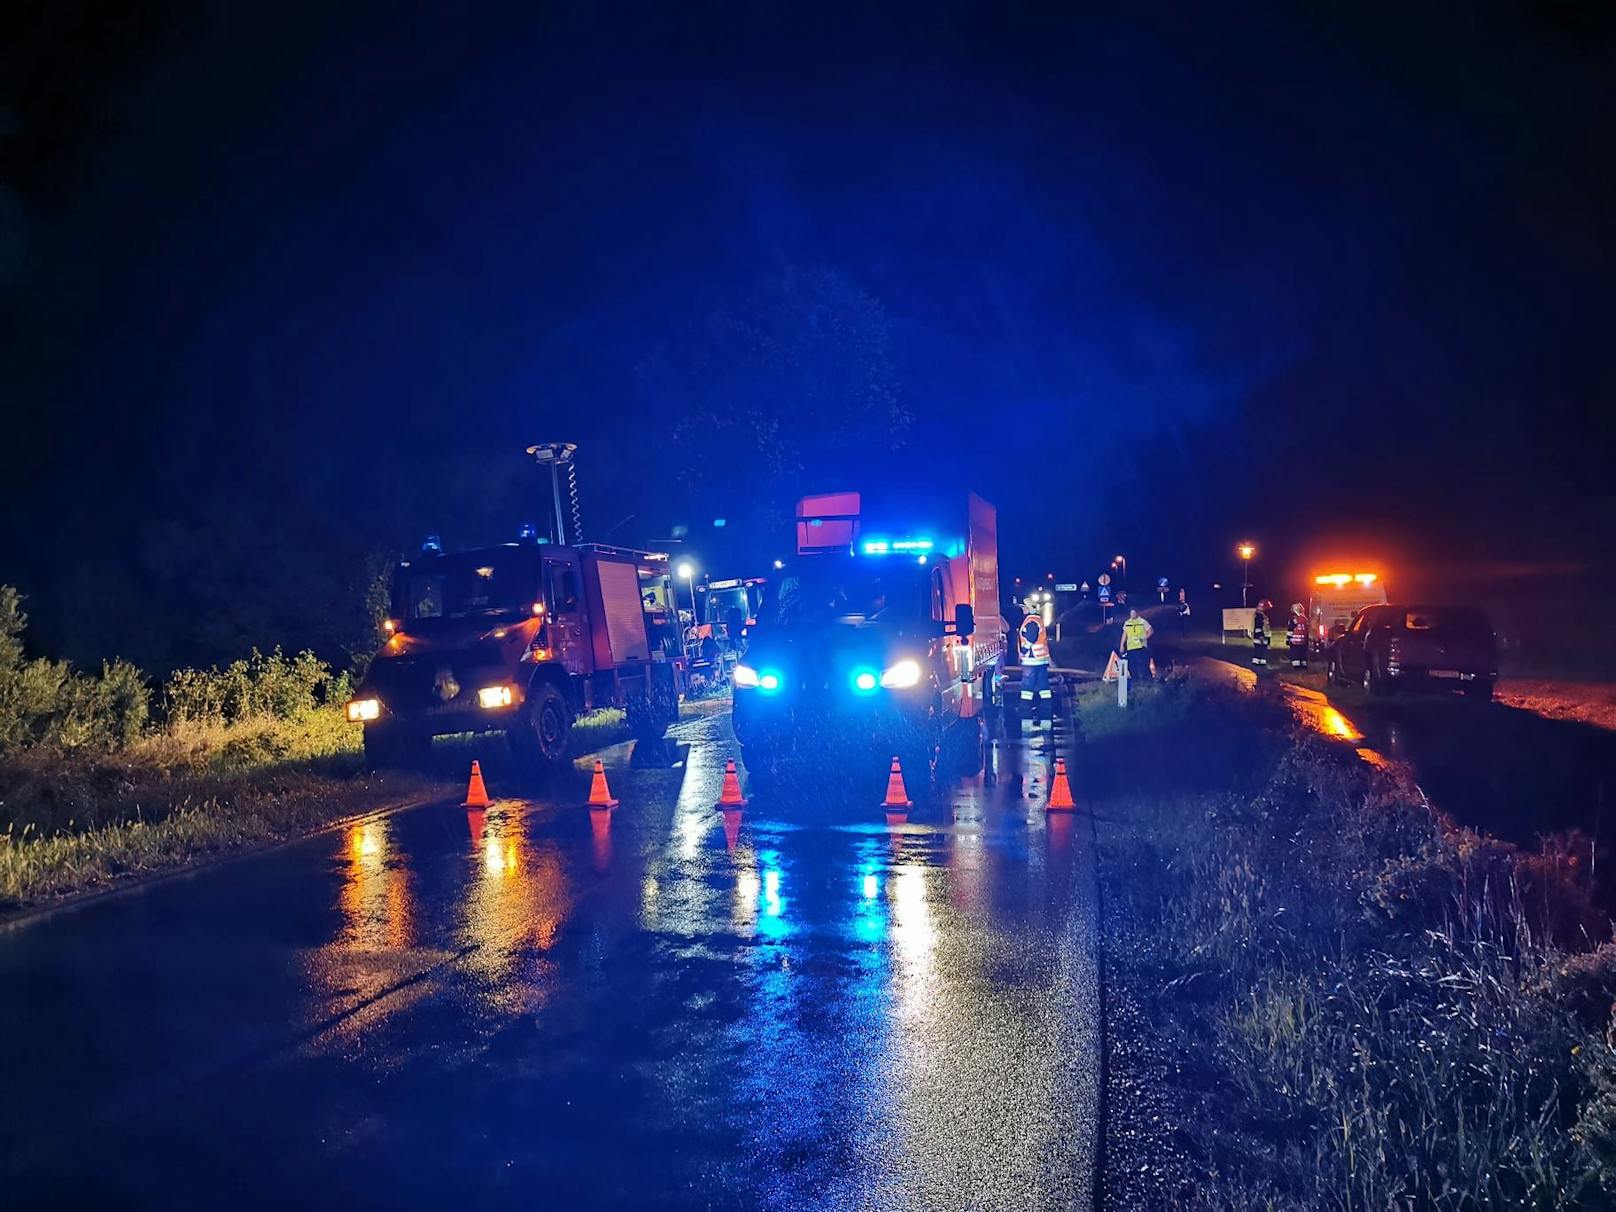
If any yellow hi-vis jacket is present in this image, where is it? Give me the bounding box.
[1018,616,1050,664]
[1122,616,1150,651]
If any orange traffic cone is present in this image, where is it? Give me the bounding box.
[881,756,912,815]
[464,760,491,808]
[716,758,748,810]
[1047,756,1077,812]
[586,758,620,809]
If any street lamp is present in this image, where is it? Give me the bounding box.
[1112,554,1127,584]
[1238,543,1256,607]
[676,560,699,629]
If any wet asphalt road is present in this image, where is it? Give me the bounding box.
[0,710,1099,1209]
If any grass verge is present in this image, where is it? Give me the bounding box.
[0,710,445,909]
[1084,674,1616,1208]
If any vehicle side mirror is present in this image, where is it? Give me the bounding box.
[954,603,975,637]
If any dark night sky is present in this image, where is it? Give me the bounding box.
[3,2,1613,669]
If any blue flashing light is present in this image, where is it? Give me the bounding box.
[713,518,727,528]
[862,535,934,556]
[517,522,539,541]
[851,668,880,695]
[758,671,783,693]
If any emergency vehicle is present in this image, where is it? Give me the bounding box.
[347,445,687,770]
[730,491,1004,782]
[696,575,767,655]
[1308,572,1388,654]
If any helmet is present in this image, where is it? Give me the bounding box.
[1291,602,1304,613]
[1260,599,1274,611]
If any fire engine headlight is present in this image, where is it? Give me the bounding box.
[346,698,381,723]
[880,659,923,689]
[477,685,515,710]
[733,664,760,689]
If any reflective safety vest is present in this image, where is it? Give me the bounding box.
[1018,616,1050,664]
[1122,617,1149,651]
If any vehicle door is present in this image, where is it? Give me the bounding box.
[931,563,965,715]
[1359,607,1396,674]
[1337,608,1373,678]
[543,552,592,677]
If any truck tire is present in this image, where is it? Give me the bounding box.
[625,692,670,742]
[943,716,984,776]
[1362,660,1387,698]
[740,743,778,789]
[363,724,429,771]
[512,682,572,767]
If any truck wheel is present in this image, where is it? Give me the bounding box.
[363,725,429,771]
[741,744,778,789]
[626,692,669,742]
[513,683,572,767]
[1362,661,1386,698]
[943,717,984,776]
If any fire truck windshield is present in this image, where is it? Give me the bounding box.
[393,550,540,622]
[762,558,928,627]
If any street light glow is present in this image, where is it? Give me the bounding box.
[1238,543,1255,560]
[676,561,694,580]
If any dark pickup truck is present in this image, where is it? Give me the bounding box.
[1327,604,1498,701]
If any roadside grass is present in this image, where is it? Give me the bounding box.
[0,708,444,907]
[0,702,703,909]
[1088,675,1616,1208]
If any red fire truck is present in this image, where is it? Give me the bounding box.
[347,535,686,769]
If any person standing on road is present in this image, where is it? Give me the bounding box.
[1017,612,1053,727]
[1252,600,1271,668]
[1286,602,1309,668]
[1177,588,1191,634]
[1119,608,1154,680]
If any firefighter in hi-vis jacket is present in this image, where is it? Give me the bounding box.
[1287,601,1309,668]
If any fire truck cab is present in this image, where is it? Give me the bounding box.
[731,491,1003,782]
[348,535,685,769]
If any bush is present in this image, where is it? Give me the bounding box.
[0,589,152,753]
[162,647,349,726]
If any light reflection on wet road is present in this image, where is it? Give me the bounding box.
[0,711,1099,1208]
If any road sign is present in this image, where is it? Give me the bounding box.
[1055,582,1078,592]
[1097,574,1111,586]
[1157,576,1169,588]
[1098,584,1112,602]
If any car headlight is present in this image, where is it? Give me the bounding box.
[733,664,760,689]
[477,685,514,709]
[880,659,923,689]
[346,698,381,722]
